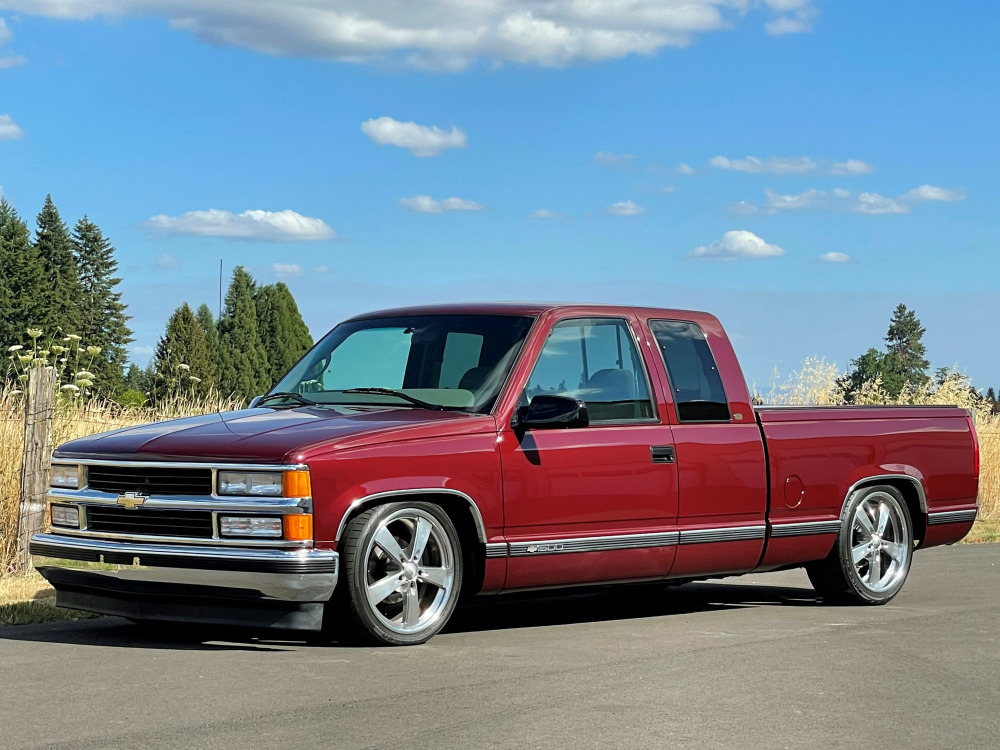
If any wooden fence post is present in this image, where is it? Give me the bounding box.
[14,367,57,575]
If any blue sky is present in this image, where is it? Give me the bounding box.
[1,1,997,391]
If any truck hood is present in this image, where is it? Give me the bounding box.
[54,406,498,463]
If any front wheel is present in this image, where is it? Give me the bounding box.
[807,485,913,605]
[336,502,463,645]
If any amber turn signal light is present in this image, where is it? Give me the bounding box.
[283,514,314,541]
[282,470,312,498]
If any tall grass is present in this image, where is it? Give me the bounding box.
[1,386,243,575]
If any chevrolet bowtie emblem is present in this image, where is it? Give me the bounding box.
[116,491,147,509]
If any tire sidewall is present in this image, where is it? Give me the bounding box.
[838,485,912,604]
[343,501,463,646]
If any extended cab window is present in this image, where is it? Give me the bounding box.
[525,318,654,422]
[650,320,730,422]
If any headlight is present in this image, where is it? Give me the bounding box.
[217,471,283,497]
[50,464,80,490]
[50,504,80,528]
[219,516,283,538]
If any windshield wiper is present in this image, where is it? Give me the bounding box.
[256,391,318,407]
[341,388,447,411]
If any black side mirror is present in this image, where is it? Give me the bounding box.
[512,395,589,430]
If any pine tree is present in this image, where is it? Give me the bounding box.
[0,198,45,348]
[839,348,887,402]
[152,303,216,398]
[881,303,929,397]
[33,195,82,335]
[195,303,221,390]
[217,267,271,400]
[256,282,313,384]
[72,216,132,394]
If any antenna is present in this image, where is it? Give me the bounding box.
[218,259,223,319]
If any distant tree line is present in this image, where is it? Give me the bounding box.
[1,195,313,404]
[840,303,996,410]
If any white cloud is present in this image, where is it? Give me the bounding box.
[272,263,303,276]
[144,209,335,241]
[0,1,818,70]
[0,113,24,140]
[674,162,695,175]
[131,345,155,356]
[607,200,644,216]
[817,252,853,264]
[594,151,634,167]
[686,230,785,261]
[854,192,909,215]
[901,184,965,203]
[763,187,824,211]
[154,253,181,270]
[314,265,331,273]
[400,195,484,214]
[710,154,873,176]
[529,209,565,219]
[832,187,852,198]
[763,0,816,35]
[361,116,466,157]
[830,159,874,175]
[0,18,24,68]
[710,155,817,175]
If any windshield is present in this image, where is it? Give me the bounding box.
[269,314,536,413]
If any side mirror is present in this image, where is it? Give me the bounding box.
[512,395,589,430]
[248,395,263,409]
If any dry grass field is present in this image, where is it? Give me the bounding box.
[0,365,997,613]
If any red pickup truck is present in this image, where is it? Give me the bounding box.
[32,303,980,645]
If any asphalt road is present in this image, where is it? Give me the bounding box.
[1,544,998,750]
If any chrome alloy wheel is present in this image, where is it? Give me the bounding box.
[362,508,456,635]
[849,491,911,594]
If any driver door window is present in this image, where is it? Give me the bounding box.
[525,318,654,422]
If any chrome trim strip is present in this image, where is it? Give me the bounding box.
[45,527,310,549]
[484,542,508,558]
[30,533,336,567]
[769,520,841,538]
[52,458,309,472]
[927,509,978,525]
[508,531,679,557]
[48,489,312,513]
[678,525,766,545]
[845,474,928,514]
[334,489,487,544]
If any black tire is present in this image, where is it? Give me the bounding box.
[807,485,913,605]
[334,502,463,646]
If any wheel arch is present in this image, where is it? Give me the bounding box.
[841,474,927,545]
[334,489,489,594]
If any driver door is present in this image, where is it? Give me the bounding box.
[499,315,678,589]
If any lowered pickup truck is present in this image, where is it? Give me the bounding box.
[32,304,979,645]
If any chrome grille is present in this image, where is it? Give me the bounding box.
[85,507,214,538]
[86,465,213,496]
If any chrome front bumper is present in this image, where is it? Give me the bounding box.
[30,533,339,631]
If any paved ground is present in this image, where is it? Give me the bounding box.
[1,544,998,750]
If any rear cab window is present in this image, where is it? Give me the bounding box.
[649,320,730,423]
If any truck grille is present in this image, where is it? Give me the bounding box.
[86,465,213,496]
[85,507,215,538]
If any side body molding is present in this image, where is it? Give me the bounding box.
[334,488,488,543]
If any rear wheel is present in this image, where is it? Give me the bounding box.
[336,502,462,645]
[807,485,913,605]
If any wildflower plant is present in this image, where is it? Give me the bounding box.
[4,327,103,401]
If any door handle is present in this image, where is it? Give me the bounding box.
[650,446,675,464]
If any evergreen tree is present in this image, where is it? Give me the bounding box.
[72,216,132,394]
[0,198,45,347]
[987,387,996,405]
[256,282,313,384]
[33,195,82,335]
[152,303,216,398]
[881,303,929,396]
[195,303,221,389]
[217,267,271,400]
[124,362,150,393]
[840,348,886,401]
